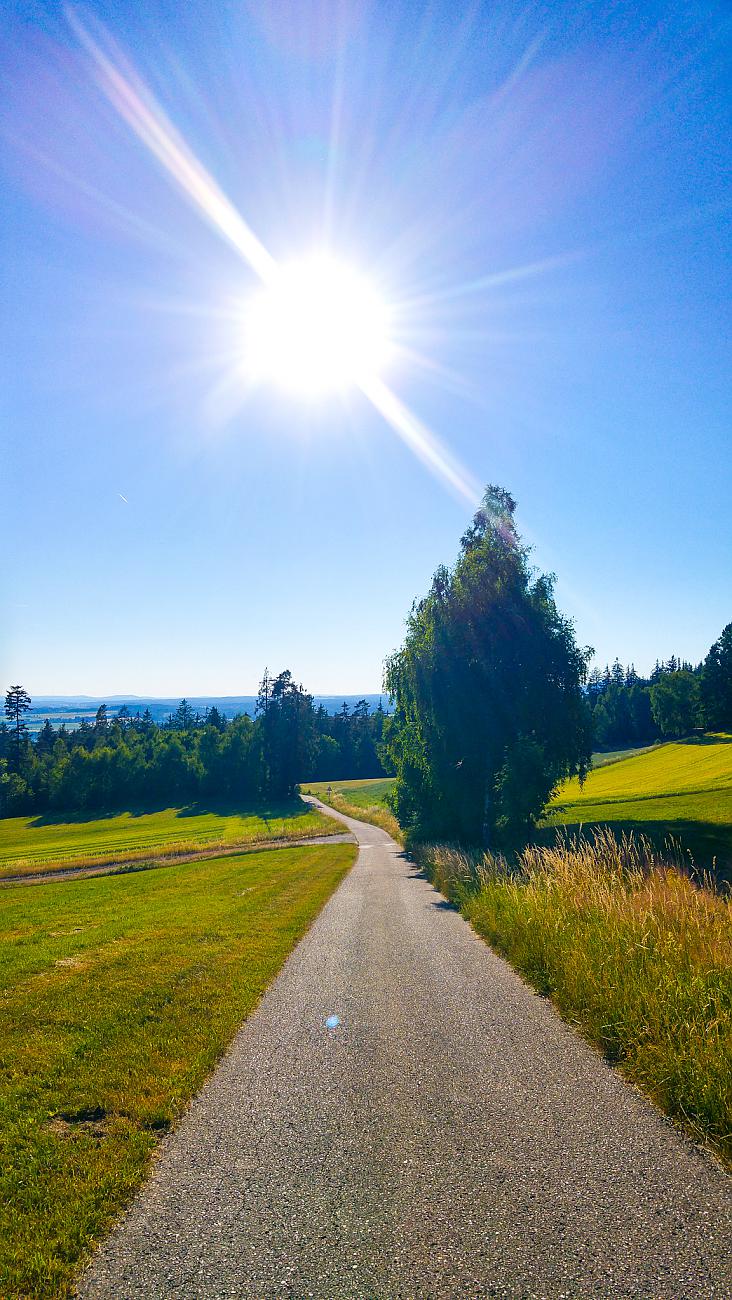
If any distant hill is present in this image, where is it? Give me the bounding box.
[25,694,391,733]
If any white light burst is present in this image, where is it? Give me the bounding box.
[244,257,392,397]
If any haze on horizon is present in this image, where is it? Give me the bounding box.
[2,0,730,698]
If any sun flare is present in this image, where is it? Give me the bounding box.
[244,256,392,397]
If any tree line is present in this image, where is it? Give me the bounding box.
[0,673,389,817]
[586,629,732,749]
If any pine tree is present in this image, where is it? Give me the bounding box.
[611,658,625,687]
[4,686,31,772]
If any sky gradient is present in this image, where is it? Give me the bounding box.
[2,0,731,696]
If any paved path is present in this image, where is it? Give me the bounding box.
[81,801,731,1298]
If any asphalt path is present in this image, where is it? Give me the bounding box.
[80,799,732,1298]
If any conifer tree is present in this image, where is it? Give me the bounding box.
[4,686,31,772]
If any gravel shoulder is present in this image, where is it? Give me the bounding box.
[79,799,731,1299]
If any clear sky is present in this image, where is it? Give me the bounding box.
[2,0,730,697]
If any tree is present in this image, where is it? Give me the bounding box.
[35,718,56,756]
[205,705,227,732]
[257,670,317,798]
[650,671,699,737]
[611,658,625,687]
[384,486,592,844]
[701,622,732,731]
[4,686,31,772]
[170,699,195,731]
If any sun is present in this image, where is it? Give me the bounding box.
[244,255,392,397]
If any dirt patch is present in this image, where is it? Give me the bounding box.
[54,956,91,971]
[46,1106,109,1139]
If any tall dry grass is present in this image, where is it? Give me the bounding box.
[418,828,732,1166]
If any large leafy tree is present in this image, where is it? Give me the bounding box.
[384,486,592,844]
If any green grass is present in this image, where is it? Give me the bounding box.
[0,799,337,878]
[0,841,357,1298]
[419,831,732,1168]
[302,777,395,809]
[591,742,661,768]
[301,777,401,840]
[547,734,732,878]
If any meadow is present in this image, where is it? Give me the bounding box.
[0,840,357,1298]
[0,799,337,878]
[546,734,732,877]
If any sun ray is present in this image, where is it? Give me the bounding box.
[66,7,277,285]
[359,376,480,508]
[67,8,482,507]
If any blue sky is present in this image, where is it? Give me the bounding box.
[2,0,730,696]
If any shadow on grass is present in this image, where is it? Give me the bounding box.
[29,797,311,829]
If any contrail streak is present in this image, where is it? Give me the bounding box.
[69,9,481,508]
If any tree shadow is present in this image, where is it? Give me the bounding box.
[29,797,310,829]
[174,798,308,822]
[29,806,161,827]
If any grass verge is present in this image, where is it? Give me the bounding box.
[418,829,732,1169]
[0,841,356,1298]
[301,778,402,841]
[0,799,337,878]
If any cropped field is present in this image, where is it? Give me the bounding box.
[547,735,732,877]
[301,777,401,839]
[0,800,337,878]
[419,831,732,1169]
[0,840,356,1298]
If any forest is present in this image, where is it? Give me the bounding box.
[0,672,389,816]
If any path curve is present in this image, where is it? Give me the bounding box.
[80,799,731,1298]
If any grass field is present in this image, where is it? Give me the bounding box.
[302,777,394,809]
[547,735,732,877]
[420,832,732,1169]
[0,840,357,1298]
[0,800,337,878]
[591,743,660,768]
[301,777,401,839]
